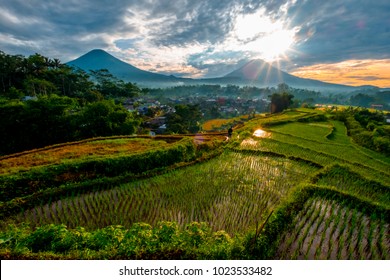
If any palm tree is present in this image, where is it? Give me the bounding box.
[53,58,62,69]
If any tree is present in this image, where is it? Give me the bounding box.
[0,51,25,93]
[350,93,375,107]
[90,69,141,97]
[277,83,290,93]
[25,53,49,76]
[166,104,202,134]
[0,95,77,154]
[24,77,58,96]
[0,50,145,155]
[0,96,141,155]
[75,100,140,138]
[269,92,294,113]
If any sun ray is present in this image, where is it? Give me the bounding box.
[231,9,298,64]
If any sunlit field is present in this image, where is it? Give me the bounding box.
[1,109,389,260]
[0,137,175,175]
[236,117,390,185]
[202,119,232,131]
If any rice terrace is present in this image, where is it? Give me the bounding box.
[0,108,389,260]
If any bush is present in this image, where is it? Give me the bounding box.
[342,113,390,156]
[24,224,72,253]
[297,113,327,122]
[373,137,390,155]
[0,221,240,260]
[366,122,377,131]
[88,225,126,251]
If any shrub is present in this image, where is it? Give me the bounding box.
[24,224,73,253]
[183,222,210,247]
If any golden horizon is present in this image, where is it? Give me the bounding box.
[290,59,390,88]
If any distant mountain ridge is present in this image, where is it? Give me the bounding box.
[67,49,378,92]
[214,59,363,91]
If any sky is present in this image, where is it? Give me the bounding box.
[1,0,390,87]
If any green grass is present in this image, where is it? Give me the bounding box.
[311,164,390,207]
[1,108,389,260]
[269,122,333,142]
[276,196,389,259]
[235,118,390,185]
[252,182,389,260]
[1,151,317,234]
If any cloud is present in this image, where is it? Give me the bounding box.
[107,1,285,77]
[346,75,388,82]
[114,38,142,50]
[290,59,390,87]
[282,0,390,65]
[187,50,251,78]
[0,0,389,84]
[0,0,131,59]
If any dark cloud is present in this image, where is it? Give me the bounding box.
[281,0,390,66]
[0,0,268,54]
[0,0,137,60]
[114,38,142,50]
[1,0,128,35]
[143,0,265,46]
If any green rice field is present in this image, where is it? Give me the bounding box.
[1,109,389,259]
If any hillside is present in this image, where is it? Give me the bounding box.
[224,59,354,90]
[67,49,182,85]
[0,109,389,260]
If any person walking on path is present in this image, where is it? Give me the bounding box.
[228,126,233,138]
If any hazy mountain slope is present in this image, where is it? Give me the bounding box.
[67,49,179,84]
[67,50,371,91]
[220,59,356,91]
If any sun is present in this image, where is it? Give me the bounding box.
[233,11,295,62]
[259,30,294,62]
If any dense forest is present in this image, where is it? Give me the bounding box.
[0,51,143,155]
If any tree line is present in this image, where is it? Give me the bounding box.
[0,50,142,155]
[0,50,143,99]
